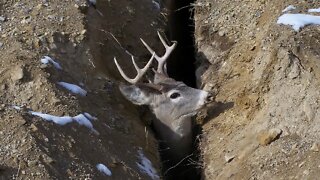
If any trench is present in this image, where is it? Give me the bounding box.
[160,1,202,180]
[86,0,202,179]
[163,0,197,88]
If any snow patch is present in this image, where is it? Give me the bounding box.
[73,114,95,130]
[308,8,320,13]
[277,14,320,31]
[12,105,98,134]
[136,148,159,180]
[30,111,73,125]
[30,111,98,133]
[41,56,62,70]
[31,111,98,134]
[96,164,112,176]
[57,82,87,96]
[282,5,296,13]
[12,105,22,110]
[84,112,97,121]
[152,0,160,11]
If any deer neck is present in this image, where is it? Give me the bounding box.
[153,110,193,140]
[171,116,192,138]
[154,115,193,160]
[151,108,194,160]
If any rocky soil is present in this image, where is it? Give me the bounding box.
[0,0,163,179]
[195,0,320,179]
[2,0,320,179]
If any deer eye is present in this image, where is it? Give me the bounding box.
[170,92,181,99]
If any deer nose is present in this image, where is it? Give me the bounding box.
[206,93,215,102]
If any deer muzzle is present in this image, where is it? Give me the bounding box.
[206,92,215,103]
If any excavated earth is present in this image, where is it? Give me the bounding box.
[0,0,163,179]
[1,0,320,180]
[195,0,320,179]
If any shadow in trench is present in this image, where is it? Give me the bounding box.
[203,101,235,125]
[152,121,202,180]
[0,165,18,180]
[163,0,197,88]
[158,0,206,179]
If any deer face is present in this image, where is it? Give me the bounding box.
[156,84,211,120]
[119,79,213,122]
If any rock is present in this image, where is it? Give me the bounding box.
[78,34,85,41]
[33,38,41,49]
[21,16,32,24]
[30,124,38,132]
[311,142,319,152]
[42,154,54,164]
[291,143,298,150]
[11,65,24,81]
[0,104,4,111]
[0,84,6,90]
[40,63,49,69]
[257,128,282,145]
[224,153,235,163]
[80,29,86,35]
[218,31,225,37]
[16,117,27,126]
[0,16,6,22]
[298,161,305,167]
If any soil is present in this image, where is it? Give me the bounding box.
[0,0,163,179]
[2,0,320,180]
[195,0,320,179]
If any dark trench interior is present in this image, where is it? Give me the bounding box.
[163,0,197,88]
[160,0,202,180]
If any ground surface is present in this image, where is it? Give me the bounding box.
[2,0,320,180]
[0,0,163,179]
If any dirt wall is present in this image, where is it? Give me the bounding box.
[0,0,163,179]
[194,0,320,179]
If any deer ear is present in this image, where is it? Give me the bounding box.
[119,84,161,105]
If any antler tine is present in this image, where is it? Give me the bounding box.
[140,31,177,75]
[114,52,155,84]
[140,38,155,55]
[157,31,173,49]
[157,32,177,74]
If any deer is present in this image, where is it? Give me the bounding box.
[114,32,214,164]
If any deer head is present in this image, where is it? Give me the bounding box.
[114,32,214,161]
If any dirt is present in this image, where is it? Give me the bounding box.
[0,0,163,179]
[2,0,320,179]
[195,0,320,179]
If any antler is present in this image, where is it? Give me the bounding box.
[140,31,177,75]
[114,52,155,84]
